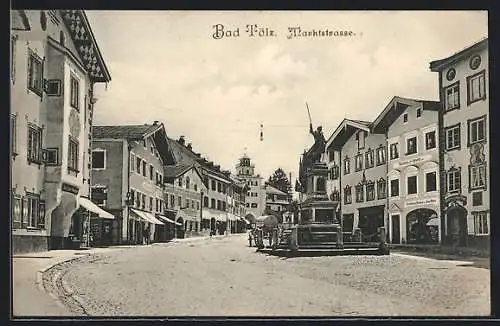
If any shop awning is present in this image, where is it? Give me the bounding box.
[131,209,164,225]
[157,214,182,226]
[79,197,115,220]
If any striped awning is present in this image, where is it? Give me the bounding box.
[157,214,182,226]
[131,209,164,225]
[79,197,114,220]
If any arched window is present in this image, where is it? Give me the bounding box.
[186,177,190,189]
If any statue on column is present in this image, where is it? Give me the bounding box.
[307,103,326,163]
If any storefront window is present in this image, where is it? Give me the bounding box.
[406,209,439,244]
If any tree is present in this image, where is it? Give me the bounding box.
[267,168,292,201]
[287,199,300,224]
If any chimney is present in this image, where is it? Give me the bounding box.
[187,143,192,150]
[153,120,159,125]
[178,136,185,146]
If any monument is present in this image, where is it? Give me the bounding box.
[299,115,339,225]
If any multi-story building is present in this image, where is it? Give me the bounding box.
[325,119,387,241]
[11,10,111,252]
[164,164,206,238]
[228,177,248,233]
[235,154,266,218]
[91,122,174,245]
[430,38,489,249]
[372,97,441,245]
[324,136,342,222]
[265,185,290,214]
[167,136,234,235]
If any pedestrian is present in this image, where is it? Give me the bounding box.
[144,225,150,245]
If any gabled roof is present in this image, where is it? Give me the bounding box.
[429,37,488,72]
[163,163,193,179]
[266,185,287,196]
[371,96,440,133]
[93,124,161,140]
[325,118,371,150]
[59,10,111,82]
[93,123,176,166]
[167,137,232,182]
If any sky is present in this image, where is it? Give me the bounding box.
[87,10,488,184]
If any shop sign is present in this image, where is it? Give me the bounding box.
[62,183,79,194]
[405,197,438,208]
[393,154,432,169]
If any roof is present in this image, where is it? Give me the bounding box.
[167,137,232,182]
[325,118,372,150]
[163,163,194,179]
[429,37,488,72]
[93,123,176,166]
[371,96,440,133]
[93,124,161,140]
[266,185,287,196]
[60,10,111,82]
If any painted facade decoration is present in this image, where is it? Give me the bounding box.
[11,10,111,253]
[430,37,489,249]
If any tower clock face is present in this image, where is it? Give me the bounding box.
[69,109,81,139]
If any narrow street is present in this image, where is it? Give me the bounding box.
[45,234,490,317]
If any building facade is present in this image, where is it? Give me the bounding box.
[326,119,387,241]
[235,154,266,218]
[373,97,441,245]
[91,123,173,245]
[11,10,111,253]
[164,164,206,238]
[430,38,489,249]
[265,185,290,214]
[167,136,235,235]
[228,177,248,233]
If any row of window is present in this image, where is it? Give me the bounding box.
[247,192,259,197]
[344,179,387,204]
[388,130,436,161]
[246,202,259,208]
[203,196,227,211]
[444,70,486,111]
[11,118,80,174]
[444,115,486,151]
[11,193,46,230]
[209,178,227,194]
[246,180,259,186]
[342,172,438,205]
[402,107,423,123]
[342,146,387,175]
[128,189,164,213]
[164,193,201,211]
[177,175,199,191]
[388,171,438,198]
[447,165,486,193]
[130,153,163,185]
[25,48,82,109]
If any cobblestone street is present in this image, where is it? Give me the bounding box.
[44,234,490,317]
